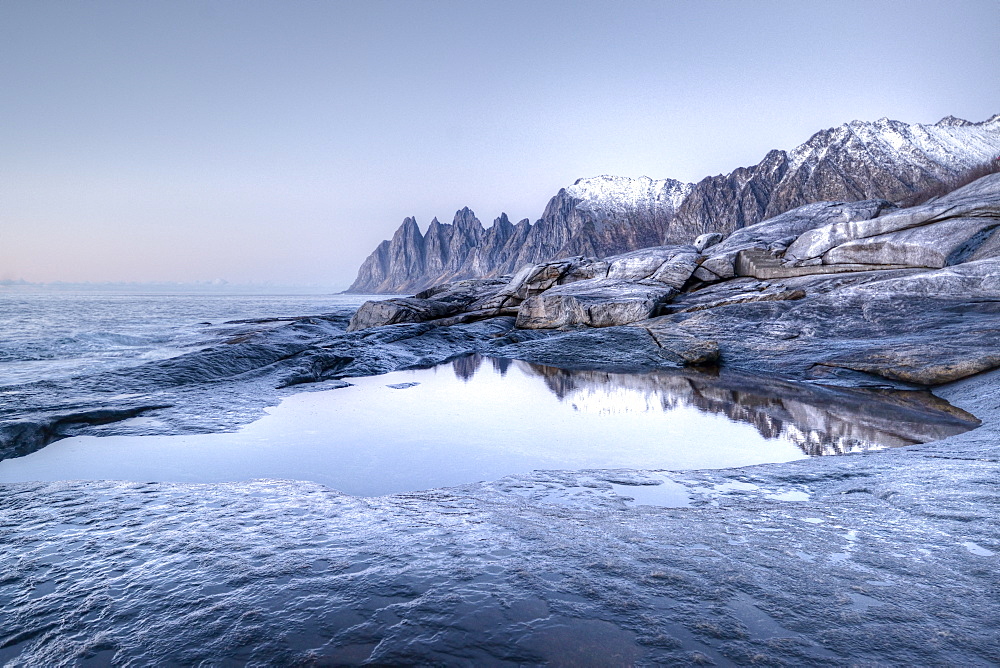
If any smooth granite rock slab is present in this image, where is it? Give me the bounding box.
[698,199,896,281]
[837,257,1000,299]
[488,325,675,371]
[665,288,1000,386]
[514,279,678,329]
[821,216,1000,268]
[628,317,720,365]
[785,173,1000,262]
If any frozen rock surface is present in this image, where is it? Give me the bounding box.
[2,368,999,666]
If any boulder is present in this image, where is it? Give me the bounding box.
[515,279,677,329]
[412,277,507,303]
[347,278,507,331]
[604,245,699,282]
[693,233,723,252]
[488,245,702,316]
[648,250,702,289]
[346,298,458,331]
[500,257,592,302]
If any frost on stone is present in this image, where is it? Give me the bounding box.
[567,175,695,219]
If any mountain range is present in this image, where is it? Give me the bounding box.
[347,114,1000,294]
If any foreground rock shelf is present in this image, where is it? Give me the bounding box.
[2,368,998,665]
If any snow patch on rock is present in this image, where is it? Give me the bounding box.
[567,175,695,218]
[787,115,1000,175]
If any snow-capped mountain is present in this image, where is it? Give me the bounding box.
[567,175,694,225]
[788,115,1000,174]
[348,115,1000,294]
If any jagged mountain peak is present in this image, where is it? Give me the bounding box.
[348,113,1000,293]
[452,207,480,227]
[785,114,1000,175]
[493,213,512,229]
[394,217,421,236]
[936,115,973,127]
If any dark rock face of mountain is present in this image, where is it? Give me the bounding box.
[348,178,691,294]
[348,115,1000,294]
[666,115,1000,242]
[349,208,531,294]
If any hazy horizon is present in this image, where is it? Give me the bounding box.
[3,0,998,289]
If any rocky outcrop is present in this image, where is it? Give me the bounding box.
[514,280,678,329]
[693,199,900,282]
[349,244,706,332]
[348,115,1000,293]
[348,172,1000,386]
[513,245,703,329]
[346,278,508,331]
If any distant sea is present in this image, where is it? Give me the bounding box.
[0,291,375,387]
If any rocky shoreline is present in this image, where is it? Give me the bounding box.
[2,176,1000,664]
[348,173,1000,388]
[3,176,999,460]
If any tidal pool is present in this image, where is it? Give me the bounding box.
[0,355,978,495]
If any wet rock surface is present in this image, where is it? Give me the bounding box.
[1,368,998,666]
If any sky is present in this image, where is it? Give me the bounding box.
[1,0,998,289]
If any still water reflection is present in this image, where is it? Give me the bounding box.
[0,355,978,495]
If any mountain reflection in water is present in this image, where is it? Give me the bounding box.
[453,354,979,456]
[0,354,980,494]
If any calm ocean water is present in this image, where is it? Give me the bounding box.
[0,291,374,387]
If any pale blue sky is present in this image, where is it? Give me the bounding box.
[2,0,997,287]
